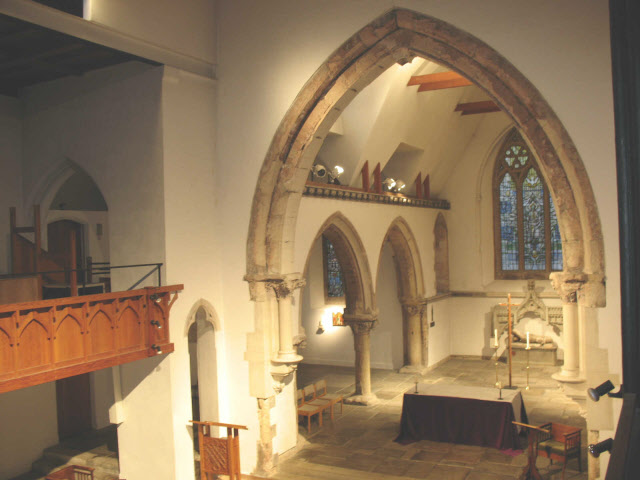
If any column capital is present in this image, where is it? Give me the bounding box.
[400,297,428,316]
[549,272,587,304]
[343,311,377,335]
[244,273,306,300]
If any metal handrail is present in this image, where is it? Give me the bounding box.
[0,262,163,290]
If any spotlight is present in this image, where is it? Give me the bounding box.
[151,344,163,354]
[150,320,162,329]
[395,180,406,192]
[588,438,613,458]
[312,164,327,179]
[315,321,325,335]
[382,178,396,191]
[587,380,617,402]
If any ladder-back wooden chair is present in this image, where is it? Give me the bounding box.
[536,422,582,479]
[45,465,94,480]
[190,421,247,480]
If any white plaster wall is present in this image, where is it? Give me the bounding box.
[0,95,22,275]
[375,241,404,369]
[21,62,167,291]
[428,299,450,366]
[88,0,216,64]
[0,383,58,480]
[91,368,114,429]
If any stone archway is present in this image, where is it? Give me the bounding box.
[246,8,605,307]
[379,217,427,373]
[304,212,378,404]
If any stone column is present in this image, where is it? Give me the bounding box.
[551,273,585,383]
[399,299,427,374]
[344,313,378,405]
[269,274,305,363]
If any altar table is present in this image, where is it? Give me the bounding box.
[395,384,527,450]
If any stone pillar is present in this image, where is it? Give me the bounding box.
[268,274,305,363]
[399,299,427,374]
[344,313,378,405]
[550,273,586,383]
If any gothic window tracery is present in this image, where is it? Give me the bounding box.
[493,130,563,279]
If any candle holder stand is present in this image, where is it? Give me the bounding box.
[493,344,500,387]
[525,345,531,390]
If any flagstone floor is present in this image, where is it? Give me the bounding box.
[273,357,588,480]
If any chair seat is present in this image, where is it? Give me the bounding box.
[298,404,321,414]
[538,439,579,455]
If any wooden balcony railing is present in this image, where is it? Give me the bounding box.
[0,284,183,393]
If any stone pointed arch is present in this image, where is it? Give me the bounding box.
[247,7,605,306]
[434,213,450,294]
[379,216,425,301]
[184,298,221,335]
[307,212,375,316]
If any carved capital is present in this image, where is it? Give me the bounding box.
[578,273,606,308]
[549,272,588,304]
[244,273,306,301]
[344,312,377,335]
[270,362,298,394]
[401,297,428,317]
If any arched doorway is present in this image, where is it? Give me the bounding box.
[378,217,427,373]
[187,305,219,424]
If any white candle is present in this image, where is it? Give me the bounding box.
[526,331,530,349]
[494,329,498,347]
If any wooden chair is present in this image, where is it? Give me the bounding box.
[303,384,333,418]
[315,379,344,417]
[296,389,324,433]
[45,465,94,480]
[536,422,582,479]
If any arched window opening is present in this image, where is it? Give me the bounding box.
[323,235,345,303]
[493,129,563,279]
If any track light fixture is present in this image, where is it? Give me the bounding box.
[151,344,163,354]
[587,380,623,401]
[382,178,396,191]
[312,164,327,180]
[588,438,613,458]
[150,320,162,329]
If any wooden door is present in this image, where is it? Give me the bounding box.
[47,220,83,282]
[56,373,93,440]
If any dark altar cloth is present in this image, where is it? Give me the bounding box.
[395,385,528,450]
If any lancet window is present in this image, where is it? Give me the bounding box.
[323,235,345,302]
[493,129,563,279]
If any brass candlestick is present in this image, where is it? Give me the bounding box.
[525,345,531,390]
[493,343,500,387]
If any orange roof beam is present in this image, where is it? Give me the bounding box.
[455,100,501,115]
[408,71,473,92]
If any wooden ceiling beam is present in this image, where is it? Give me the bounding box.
[408,71,473,92]
[455,100,501,115]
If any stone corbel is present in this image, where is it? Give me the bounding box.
[270,361,298,394]
[549,272,588,304]
[343,311,378,334]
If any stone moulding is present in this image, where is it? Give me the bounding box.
[303,183,451,209]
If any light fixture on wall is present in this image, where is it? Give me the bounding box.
[312,164,327,181]
[151,344,163,354]
[587,380,623,401]
[382,178,396,191]
[150,320,162,329]
[588,438,613,458]
[316,321,325,335]
[329,165,344,185]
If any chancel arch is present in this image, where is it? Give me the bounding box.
[246,7,606,473]
[377,217,427,373]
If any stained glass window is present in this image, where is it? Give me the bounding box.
[493,129,563,278]
[323,236,345,300]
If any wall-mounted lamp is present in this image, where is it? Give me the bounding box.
[150,320,162,329]
[587,380,623,401]
[588,438,613,458]
[151,344,163,354]
[316,321,325,335]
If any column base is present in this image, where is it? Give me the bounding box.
[344,393,379,406]
[399,364,427,375]
[552,371,585,384]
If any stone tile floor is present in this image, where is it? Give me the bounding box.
[274,357,588,480]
